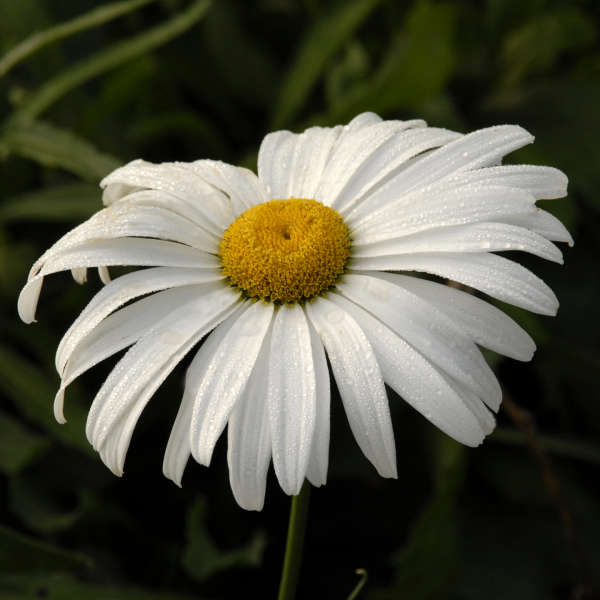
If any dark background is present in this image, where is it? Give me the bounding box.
[1,0,599,598]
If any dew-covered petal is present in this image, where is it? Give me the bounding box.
[352,185,536,242]
[100,159,234,233]
[185,160,269,215]
[227,338,271,511]
[327,292,487,446]
[56,267,223,375]
[502,209,574,244]
[267,304,316,495]
[305,297,397,478]
[18,238,215,324]
[334,126,459,214]
[305,318,330,487]
[353,222,563,264]
[351,252,559,315]
[373,272,535,361]
[86,285,240,455]
[189,301,274,466]
[257,130,295,198]
[338,273,501,410]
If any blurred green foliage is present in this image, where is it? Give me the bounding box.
[1,0,599,598]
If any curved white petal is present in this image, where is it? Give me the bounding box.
[189,301,274,466]
[86,285,240,455]
[100,159,234,233]
[337,273,501,410]
[351,252,558,315]
[18,238,215,324]
[442,165,568,200]
[374,272,535,361]
[257,130,295,198]
[267,304,316,496]
[305,297,397,478]
[357,125,533,208]
[353,222,563,264]
[98,266,111,284]
[327,292,487,446]
[305,318,330,487]
[56,267,223,374]
[334,126,460,214]
[502,208,574,244]
[227,337,271,511]
[352,185,536,242]
[186,160,269,216]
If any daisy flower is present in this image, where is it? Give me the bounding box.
[18,112,571,511]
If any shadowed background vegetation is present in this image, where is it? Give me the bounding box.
[1,0,599,598]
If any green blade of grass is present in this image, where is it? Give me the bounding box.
[13,0,212,122]
[270,0,382,130]
[1,120,121,181]
[0,0,157,78]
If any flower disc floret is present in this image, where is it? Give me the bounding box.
[219,198,351,303]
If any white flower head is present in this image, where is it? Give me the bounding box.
[18,112,571,511]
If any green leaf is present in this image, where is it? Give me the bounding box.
[271,0,383,129]
[0,525,93,573]
[0,411,49,475]
[12,0,212,122]
[368,434,466,600]
[0,574,201,600]
[1,120,121,181]
[328,0,458,123]
[0,344,92,455]
[0,182,100,222]
[182,496,266,582]
[0,0,157,78]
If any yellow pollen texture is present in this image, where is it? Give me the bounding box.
[219,198,351,303]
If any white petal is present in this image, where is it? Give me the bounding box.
[334,126,460,214]
[283,126,343,199]
[71,267,87,284]
[189,301,274,466]
[305,297,397,478]
[442,375,496,436]
[315,120,413,207]
[327,292,487,446]
[357,125,533,206]
[353,222,563,264]
[337,273,501,410]
[257,130,295,198]
[18,238,216,324]
[267,305,316,495]
[502,208,574,244]
[227,338,271,511]
[86,285,240,454]
[56,267,223,375]
[102,182,143,206]
[98,266,111,284]
[441,165,568,200]
[375,272,535,361]
[351,252,559,315]
[352,185,536,242]
[305,318,330,487]
[100,159,234,233]
[186,160,269,215]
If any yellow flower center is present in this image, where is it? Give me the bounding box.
[219,198,351,303]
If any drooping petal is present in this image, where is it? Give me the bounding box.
[306,297,397,478]
[351,252,559,315]
[371,272,535,361]
[328,292,488,446]
[353,221,563,264]
[305,318,330,487]
[227,337,272,511]
[189,301,274,466]
[267,304,316,496]
[18,238,215,324]
[86,285,240,454]
[56,267,223,375]
[338,273,501,410]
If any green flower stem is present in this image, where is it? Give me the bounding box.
[277,482,311,600]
